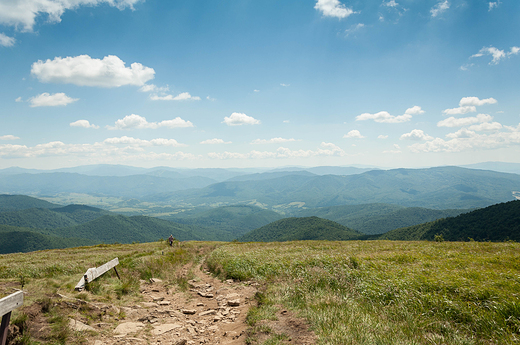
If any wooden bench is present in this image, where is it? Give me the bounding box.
[0,291,24,345]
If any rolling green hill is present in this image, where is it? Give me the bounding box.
[0,204,109,229]
[295,203,469,234]
[161,205,284,240]
[0,225,95,254]
[379,200,520,241]
[238,216,362,242]
[0,194,61,211]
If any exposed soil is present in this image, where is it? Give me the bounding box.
[4,263,317,345]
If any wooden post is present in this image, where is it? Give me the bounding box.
[75,258,120,291]
[0,291,24,345]
[113,267,121,280]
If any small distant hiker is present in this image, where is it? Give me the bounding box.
[168,234,174,246]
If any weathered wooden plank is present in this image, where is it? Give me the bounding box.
[1,312,11,345]
[0,291,23,317]
[75,258,119,291]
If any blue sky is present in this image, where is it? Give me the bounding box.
[0,0,519,169]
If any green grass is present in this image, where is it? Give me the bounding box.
[206,240,520,345]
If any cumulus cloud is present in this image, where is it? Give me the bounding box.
[0,135,20,140]
[400,129,433,141]
[409,123,520,153]
[0,0,141,32]
[430,0,449,17]
[443,97,496,115]
[0,138,195,161]
[488,1,500,11]
[15,97,23,102]
[31,55,155,88]
[343,130,365,139]
[356,106,423,123]
[107,114,194,130]
[200,138,232,145]
[438,114,493,127]
[29,92,78,107]
[70,120,99,129]
[251,138,297,144]
[314,0,355,19]
[378,135,388,139]
[468,122,503,132]
[208,142,345,160]
[104,136,186,147]
[509,47,520,56]
[150,92,201,101]
[0,33,15,47]
[345,23,365,36]
[223,113,261,126]
[385,0,398,7]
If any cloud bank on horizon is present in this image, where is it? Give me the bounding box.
[0,0,519,169]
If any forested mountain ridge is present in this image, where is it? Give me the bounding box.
[239,216,362,242]
[379,200,520,241]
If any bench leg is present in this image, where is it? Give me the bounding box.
[0,311,12,345]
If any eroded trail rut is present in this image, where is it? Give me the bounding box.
[76,264,258,345]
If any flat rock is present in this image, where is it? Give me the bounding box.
[199,310,216,316]
[158,301,171,306]
[69,319,96,332]
[152,323,182,335]
[113,322,145,335]
[141,302,157,308]
[149,278,163,283]
[182,309,197,315]
[227,299,240,306]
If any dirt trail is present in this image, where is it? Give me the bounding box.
[69,264,259,345]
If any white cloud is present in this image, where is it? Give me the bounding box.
[430,0,449,17]
[206,96,216,101]
[70,120,99,129]
[283,120,290,123]
[0,0,141,32]
[400,129,434,141]
[314,0,355,19]
[200,138,232,145]
[438,114,493,127]
[509,47,520,56]
[251,138,297,144]
[150,92,201,101]
[280,83,290,87]
[0,135,20,140]
[139,84,168,93]
[254,89,260,92]
[104,136,186,147]
[343,130,365,139]
[459,97,497,107]
[488,1,500,11]
[0,33,15,47]
[31,55,155,88]
[0,138,196,161]
[409,124,520,153]
[208,142,345,160]
[15,97,23,102]
[443,97,497,115]
[378,135,388,139]
[223,113,261,126]
[107,114,194,130]
[345,23,365,36]
[356,106,423,123]
[445,128,476,139]
[468,122,503,132]
[385,0,398,7]
[29,92,78,107]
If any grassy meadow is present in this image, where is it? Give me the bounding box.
[1,240,519,344]
[207,240,520,345]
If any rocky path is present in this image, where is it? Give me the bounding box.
[69,265,258,345]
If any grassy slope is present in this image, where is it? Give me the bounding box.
[239,216,362,242]
[380,200,520,241]
[207,241,520,345]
